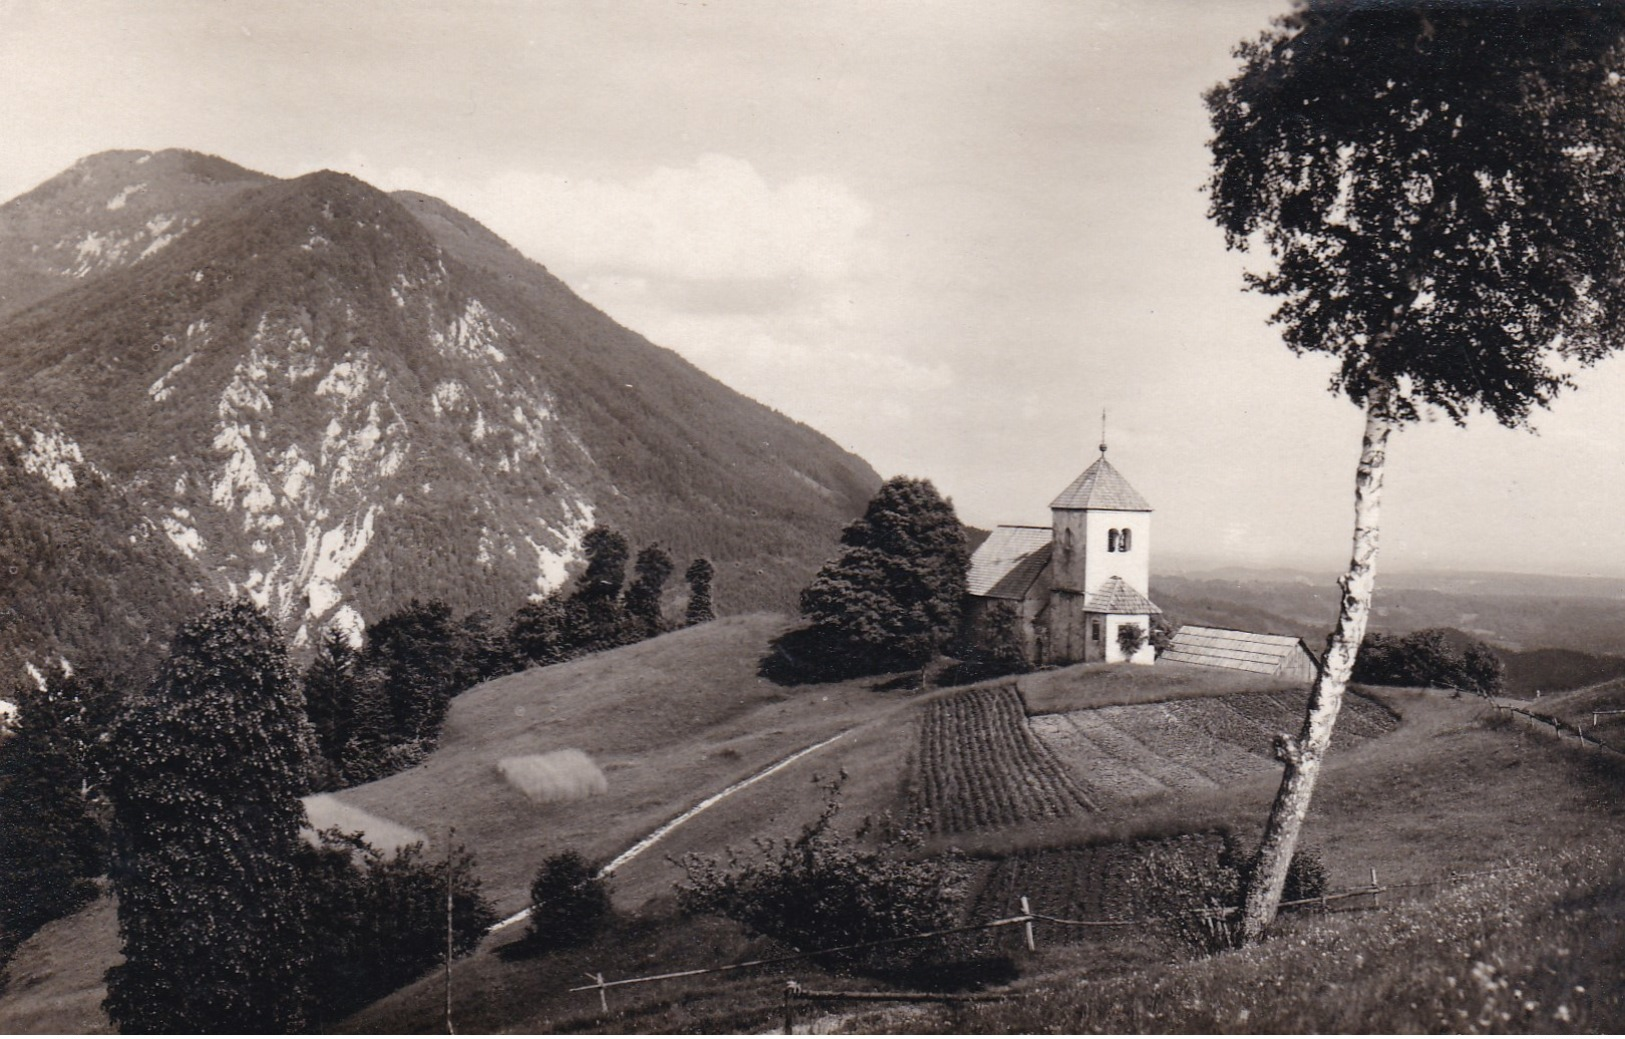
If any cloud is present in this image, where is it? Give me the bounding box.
[379,154,872,285]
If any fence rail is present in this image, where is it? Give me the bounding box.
[1487,698,1625,757]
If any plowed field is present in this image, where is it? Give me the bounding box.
[1031,690,1397,807]
[912,684,1096,834]
[965,832,1228,947]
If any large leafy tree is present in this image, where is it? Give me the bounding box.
[0,664,114,953]
[1206,1,1625,942]
[104,599,314,1032]
[799,476,969,672]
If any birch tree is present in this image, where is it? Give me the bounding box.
[1205,1,1625,943]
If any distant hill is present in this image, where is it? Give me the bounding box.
[1151,571,1625,697]
[0,149,881,678]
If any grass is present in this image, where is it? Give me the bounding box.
[497,750,608,804]
[0,613,930,1033]
[1018,658,1306,715]
[13,628,1622,1035]
[343,678,1625,1034]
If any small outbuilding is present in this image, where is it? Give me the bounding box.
[1162,625,1320,682]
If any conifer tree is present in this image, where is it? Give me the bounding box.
[509,592,570,666]
[684,558,716,626]
[104,599,313,1032]
[302,625,359,780]
[623,544,674,638]
[565,526,633,651]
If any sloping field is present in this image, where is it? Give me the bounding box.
[1032,690,1397,807]
[911,684,1095,833]
[0,613,927,1035]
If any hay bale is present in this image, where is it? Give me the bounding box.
[498,749,609,804]
[301,793,427,854]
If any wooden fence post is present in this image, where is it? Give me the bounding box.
[1371,867,1379,909]
[1020,896,1035,952]
[784,981,798,1034]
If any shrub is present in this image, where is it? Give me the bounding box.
[300,829,496,1026]
[526,850,612,951]
[675,781,969,974]
[1117,622,1146,659]
[1125,833,1328,954]
[497,750,608,804]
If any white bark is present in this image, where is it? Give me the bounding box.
[1239,385,1395,945]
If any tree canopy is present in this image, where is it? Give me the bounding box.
[1353,628,1503,695]
[798,476,969,673]
[1207,1,1625,427]
[104,599,312,1032]
[1205,0,1625,944]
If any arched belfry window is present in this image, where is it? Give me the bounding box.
[1120,528,1133,552]
[1062,527,1074,562]
[1107,529,1119,553]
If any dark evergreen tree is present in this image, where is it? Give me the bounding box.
[509,593,570,666]
[104,599,312,1033]
[1206,1,1625,941]
[367,599,461,744]
[452,610,517,689]
[0,665,113,955]
[578,526,630,600]
[623,544,674,638]
[563,526,633,651]
[302,626,359,783]
[684,557,716,626]
[336,662,395,785]
[798,477,969,674]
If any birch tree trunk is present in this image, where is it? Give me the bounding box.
[1238,384,1396,945]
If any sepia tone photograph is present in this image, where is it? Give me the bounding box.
[2,0,1624,1033]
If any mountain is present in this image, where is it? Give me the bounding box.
[0,150,880,678]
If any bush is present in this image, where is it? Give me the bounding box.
[526,851,612,951]
[1126,833,1327,954]
[675,781,969,974]
[301,829,496,1026]
[1117,622,1146,659]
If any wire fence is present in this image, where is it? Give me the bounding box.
[567,871,1425,1026]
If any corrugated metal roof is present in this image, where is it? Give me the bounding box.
[1162,625,1316,675]
[1049,455,1153,512]
[967,526,1053,599]
[1082,576,1161,615]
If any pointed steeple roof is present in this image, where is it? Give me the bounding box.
[1049,453,1152,512]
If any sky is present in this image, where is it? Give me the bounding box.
[6,0,1625,579]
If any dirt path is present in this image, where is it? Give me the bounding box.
[490,729,851,932]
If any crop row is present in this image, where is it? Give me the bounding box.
[965,832,1228,946]
[912,684,1096,834]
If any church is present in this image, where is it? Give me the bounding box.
[964,444,1159,665]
